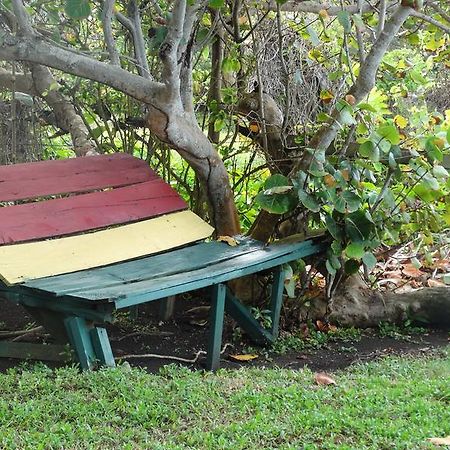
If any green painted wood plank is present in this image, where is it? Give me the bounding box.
[29,239,323,305]
[90,327,115,367]
[225,288,274,345]
[24,238,263,295]
[206,284,226,371]
[0,342,73,362]
[269,266,285,339]
[110,240,325,308]
[64,316,96,370]
[12,292,113,322]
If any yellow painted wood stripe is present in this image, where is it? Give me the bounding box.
[0,211,214,285]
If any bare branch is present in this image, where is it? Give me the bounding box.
[0,67,36,94]
[101,0,121,66]
[0,34,165,107]
[115,2,151,79]
[355,0,366,63]
[410,9,450,34]
[10,0,33,34]
[268,0,373,15]
[127,0,151,78]
[159,0,186,90]
[428,1,450,23]
[376,0,387,37]
[30,64,97,155]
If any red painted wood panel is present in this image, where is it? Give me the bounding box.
[0,179,187,245]
[0,153,156,202]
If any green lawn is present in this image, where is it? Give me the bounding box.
[0,349,448,449]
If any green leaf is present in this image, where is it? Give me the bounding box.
[409,70,426,84]
[64,0,91,19]
[222,57,240,73]
[377,124,400,145]
[447,128,450,145]
[345,210,374,242]
[425,137,443,162]
[255,191,297,214]
[344,259,360,275]
[342,191,361,213]
[325,215,342,240]
[352,14,365,30]
[337,10,351,33]
[388,152,397,169]
[362,252,377,270]
[358,103,377,113]
[265,174,290,189]
[255,174,297,214]
[345,242,365,259]
[432,165,449,179]
[208,0,224,8]
[213,118,225,132]
[325,259,337,276]
[359,140,380,162]
[298,190,320,212]
[306,25,320,46]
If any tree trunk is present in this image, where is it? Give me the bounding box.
[146,106,240,236]
[30,65,97,157]
[284,275,450,329]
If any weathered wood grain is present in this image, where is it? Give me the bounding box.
[24,238,263,294]
[0,153,155,202]
[0,179,187,245]
[0,210,214,285]
[22,238,325,304]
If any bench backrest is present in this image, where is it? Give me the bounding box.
[0,154,213,285]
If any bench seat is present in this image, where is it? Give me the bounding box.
[0,154,324,370]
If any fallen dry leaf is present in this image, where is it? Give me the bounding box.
[427,279,446,288]
[401,265,426,279]
[229,354,258,362]
[314,372,337,386]
[434,259,450,271]
[217,235,239,247]
[427,436,450,446]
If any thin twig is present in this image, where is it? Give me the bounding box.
[117,343,233,363]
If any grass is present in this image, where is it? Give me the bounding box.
[0,349,448,449]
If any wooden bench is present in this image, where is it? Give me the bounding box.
[0,153,324,370]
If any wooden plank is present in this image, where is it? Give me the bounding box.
[64,316,97,370]
[0,153,155,202]
[0,342,73,361]
[206,284,226,371]
[24,238,266,295]
[23,239,324,304]
[225,288,274,345]
[0,210,214,285]
[0,179,187,245]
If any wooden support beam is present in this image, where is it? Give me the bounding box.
[206,284,226,371]
[269,266,286,339]
[225,288,274,345]
[90,327,115,367]
[0,342,73,362]
[64,316,97,370]
[159,296,176,321]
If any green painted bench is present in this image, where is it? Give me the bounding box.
[0,154,324,370]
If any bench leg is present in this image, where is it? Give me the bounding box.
[206,284,226,371]
[64,316,115,370]
[90,327,115,367]
[269,266,286,339]
[159,296,176,321]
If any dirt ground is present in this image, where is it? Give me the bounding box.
[0,295,448,374]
